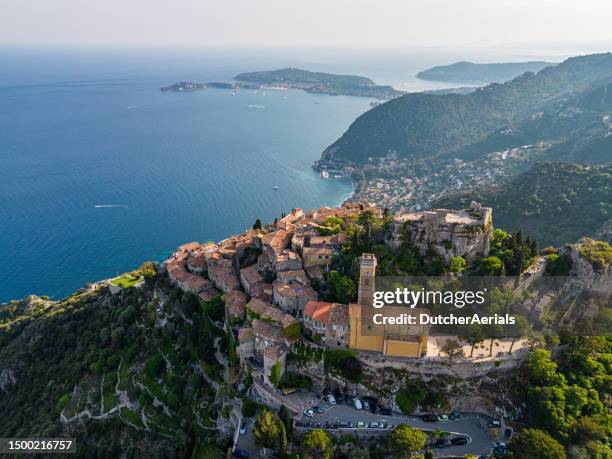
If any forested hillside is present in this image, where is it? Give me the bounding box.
[0,264,230,457]
[433,162,612,246]
[321,53,612,164]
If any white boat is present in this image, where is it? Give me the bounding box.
[273,186,279,190]
[320,170,329,179]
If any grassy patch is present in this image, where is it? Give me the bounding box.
[111,274,143,289]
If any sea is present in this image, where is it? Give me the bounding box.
[0,46,577,302]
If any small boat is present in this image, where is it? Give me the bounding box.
[273,186,279,190]
[320,170,329,179]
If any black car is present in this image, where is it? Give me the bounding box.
[451,436,470,445]
[422,414,438,422]
[434,439,452,448]
[379,407,393,416]
[369,403,378,413]
[233,449,250,459]
[312,406,323,414]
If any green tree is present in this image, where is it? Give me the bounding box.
[479,256,504,275]
[526,349,565,386]
[358,210,376,250]
[252,218,263,230]
[269,361,282,388]
[253,410,284,450]
[335,276,356,304]
[508,428,566,459]
[449,256,467,273]
[390,424,427,456]
[303,428,332,458]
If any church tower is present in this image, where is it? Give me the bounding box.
[358,253,377,307]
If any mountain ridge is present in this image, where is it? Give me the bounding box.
[320,53,612,165]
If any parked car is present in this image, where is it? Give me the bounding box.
[369,403,378,413]
[233,449,250,459]
[451,436,470,445]
[356,421,367,428]
[489,420,501,428]
[312,406,323,414]
[362,400,370,410]
[434,439,452,448]
[492,445,508,457]
[379,407,393,416]
[327,394,336,405]
[369,422,381,428]
[239,422,246,435]
[339,421,350,428]
[353,398,363,410]
[449,411,463,420]
[437,414,450,423]
[422,414,438,422]
[303,409,315,418]
[336,394,346,405]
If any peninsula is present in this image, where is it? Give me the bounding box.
[416,60,553,84]
[161,67,405,99]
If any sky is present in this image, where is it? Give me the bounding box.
[1,0,612,50]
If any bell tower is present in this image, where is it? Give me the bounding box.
[358,253,377,307]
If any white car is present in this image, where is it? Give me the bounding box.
[352,398,363,410]
[239,422,246,435]
[369,422,381,428]
[327,394,336,406]
[303,409,315,418]
[356,421,367,428]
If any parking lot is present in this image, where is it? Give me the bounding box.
[298,398,496,457]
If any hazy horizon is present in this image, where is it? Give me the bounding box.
[2,0,612,51]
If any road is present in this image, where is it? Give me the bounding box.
[233,396,497,458]
[299,400,495,457]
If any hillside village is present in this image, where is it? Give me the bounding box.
[2,201,610,458]
[165,203,494,387]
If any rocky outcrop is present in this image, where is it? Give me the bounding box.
[570,242,611,301]
[386,202,492,263]
[0,368,16,392]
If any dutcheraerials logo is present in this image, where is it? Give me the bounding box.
[372,287,488,309]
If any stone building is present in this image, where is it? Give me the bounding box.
[348,253,427,358]
[386,202,492,263]
[303,301,349,348]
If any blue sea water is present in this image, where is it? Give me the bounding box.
[0,46,561,302]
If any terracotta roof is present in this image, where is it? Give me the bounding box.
[303,247,334,257]
[246,298,269,316]
[187,252,207,270]
[198,288,220,302]
[304,301,333,323]
[238,327,255,343]
[240,264,263,284]
[178,242,201,252]
[183,276,212,292]
[273,280,317,299]
[224,290,247,319]
[264,343,288,360]
[252,319,284,341]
